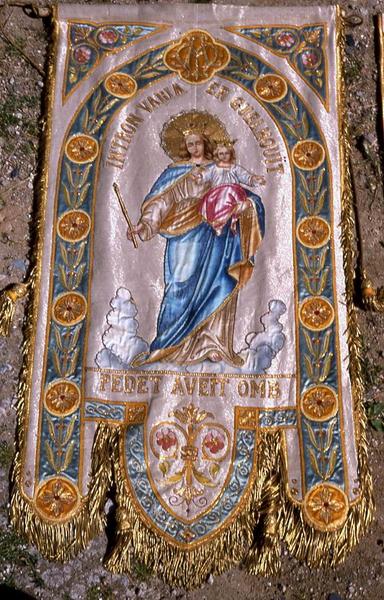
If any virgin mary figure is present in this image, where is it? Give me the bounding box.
[129,111,265,367]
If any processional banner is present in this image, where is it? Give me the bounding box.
[10,3,373,587]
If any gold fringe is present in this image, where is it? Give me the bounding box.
[10,423,115,560]
[0,283,28,336]
[105,429,281,589]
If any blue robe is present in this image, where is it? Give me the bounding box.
[140,163,265,361]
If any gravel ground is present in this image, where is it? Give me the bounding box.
[1,1,384,599]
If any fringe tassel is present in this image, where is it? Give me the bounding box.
[105,429,281,589]
[0,283,28,336]
[10,423,116,560]
[245,431,282,576]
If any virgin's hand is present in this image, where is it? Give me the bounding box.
[127,223,145,242]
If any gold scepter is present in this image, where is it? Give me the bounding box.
[113,182,138,249]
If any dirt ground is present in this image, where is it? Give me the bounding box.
[1,0,384,598]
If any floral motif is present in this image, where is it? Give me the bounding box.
[64,23,160,99]
[203,431,225,454]
[45,380,80,416]
[97,28,119,46]
[299,297,334,331]
[57,210,91,242]
[227,25,327,106]
[164,30,230,84]
[297,216,330,248]
[254,74,288,103]
[292,140,325,170]
[104,73,137,98]
[300,48,321,70]
[275,30,297,50]
[150,403,230,516]
[53,292,87,326]
[302,385,337,421]
[304,484,348,531]
[36,477,79,520]
[73,45,93,65]
[65,134,99,164]
[156,427,178,452]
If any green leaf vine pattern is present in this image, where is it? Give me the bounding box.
[298,168,327,215]
[45,415,76,474]
[52,324,82,378]
[300,246,329,296]
[306,418,337,481]
[303,329,333,384]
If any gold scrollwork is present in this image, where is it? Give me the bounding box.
[149,403,230,515]
[236,407,258,430]
[104,72,138,98]
[125,403,147,425]
[299,296,334,331]
[35,477,80,521]
[303,483,348,531]
[65,134,99,164]
[52,292,87,326]
[164,29,230,84]
[292,140,325,170]
[254,74,288,103]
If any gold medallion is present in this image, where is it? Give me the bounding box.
[35,477,80,521]
[292,140,325,170]
[44,379,81,416]
[297,216,330,248]
[299,296,334,331]
[104,72,137,98]
[65,134,99,164]
[304,483,348,531]
[52,292,87,326]
[301,385,337,421]
[57,210,91,242]
[254,74,288,102]
[164,29,230,84]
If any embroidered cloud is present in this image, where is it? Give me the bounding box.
[95,287,149,369]
[238,299,287,373]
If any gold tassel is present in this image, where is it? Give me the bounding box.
[245,431,281,577]
[0,283,28,336]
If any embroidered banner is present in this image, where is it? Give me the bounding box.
[10,4,373,588]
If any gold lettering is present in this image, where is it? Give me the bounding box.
[268,380,281,399]
[230,96,245,110]
[172,82,185,96]
[250,379,266,398]
[99,373,110,392]
[171,376,185,395]
[137,376,149,394]
[184,377,196,395]
[206,81,230,101]
[149,376,162,394]
[111,374,123,393]
[198,378,210,396]
[124,375,136,394]
[267,164,284,174]
[238,380,249,397]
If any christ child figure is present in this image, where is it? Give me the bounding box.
[196,141,266,235]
